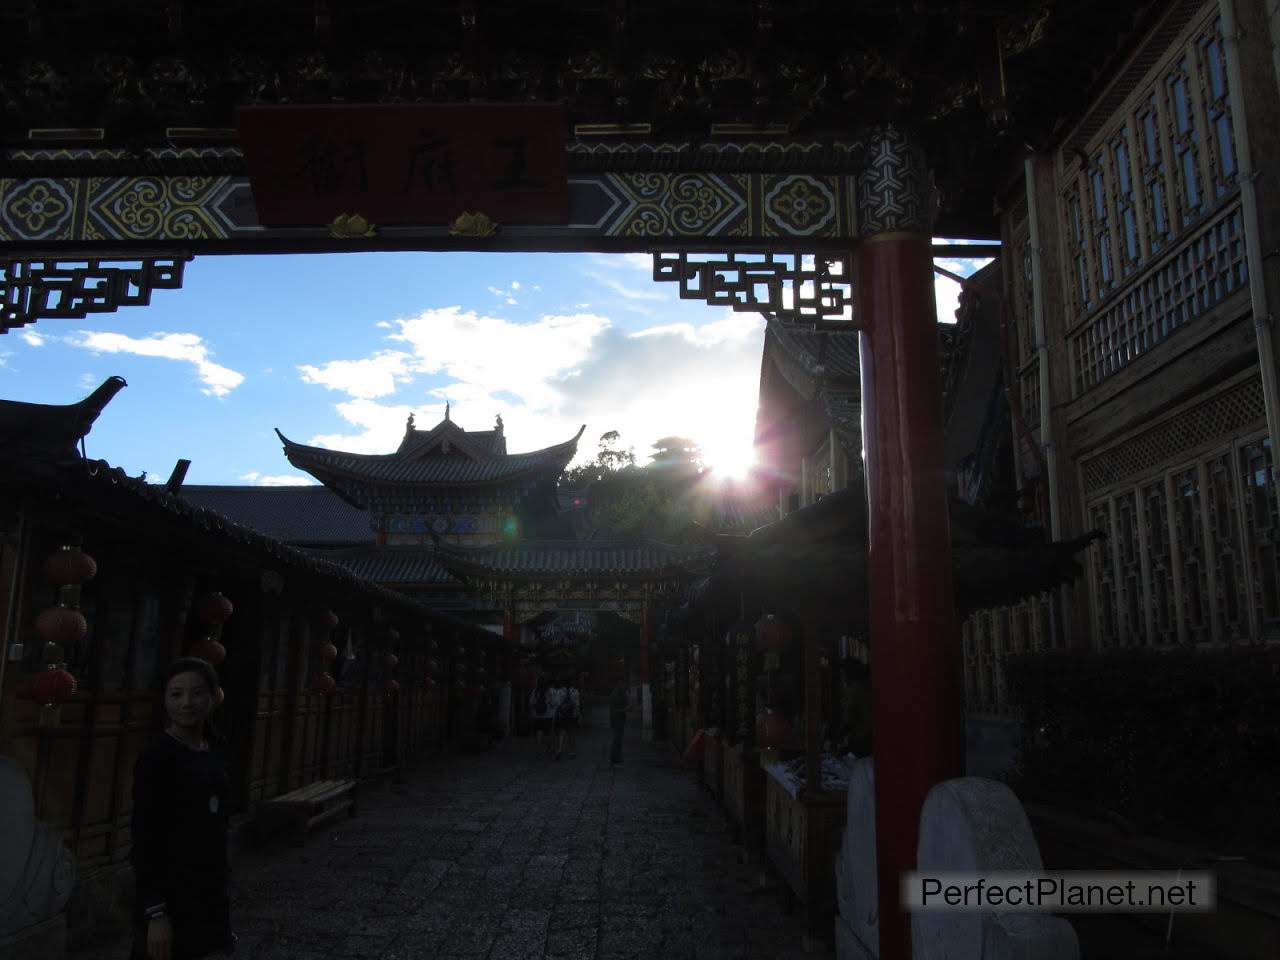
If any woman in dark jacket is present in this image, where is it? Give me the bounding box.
[131,657,234,960]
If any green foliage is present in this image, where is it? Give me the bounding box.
[563,429,637,487]
[590,471,717,543]
[560,430,722,543]
[1007,647,1280,846]
[649,435,705,477]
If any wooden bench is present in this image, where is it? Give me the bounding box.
[257,779,357,846]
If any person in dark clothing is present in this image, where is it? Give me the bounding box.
[131,657,234,960]
[608,678,628,767]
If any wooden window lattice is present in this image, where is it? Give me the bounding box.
[1142,477,1179,644]
[1114,490,1146,644]
[1020,359,1041,430]
[1070,199,1246,393]
[1198,17,1238,202]
[1110,128,1143,276]
[1206,450,1250,640]
[1081,375,1264,495]
[1138,97,1173,254]
[1173,465,1212,643]
[1089,500,1120,648]
[1240,438,1280,637]
[1089,153,1118,294]
[1064,184,1092,316]
[1166,56,1205,227]
[1059,11,1241,397]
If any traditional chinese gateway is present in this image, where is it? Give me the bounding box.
[5,0,1280,957]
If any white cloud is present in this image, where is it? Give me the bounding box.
[298,351,413,400]
[0,349,10,368]
[589,253,653,272]
[584,271,669,302]
[295,301,764,475]
[935,274,963,325]
[631,310,765,347]
[307,397,424,454]
[506,297,518,305]
[67,331,245,397]
[511,281,521,290]
[239,471,318,487]
[78,372,97,389]
[22,331,45,347]
[375,320,393,329]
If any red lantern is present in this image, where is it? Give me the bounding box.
[190,637,226,666]
[755,615,791,654]
[201,592,234,625]
[385,679,400,696]
[322,609,339,629]
[30,668,77,704]
[35,606,87,646]
[315,673,337,696]
[385,653,399,669]
[318,642,338,661]
[214,686,225,705]
[42,547,97,586]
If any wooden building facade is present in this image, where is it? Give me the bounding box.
[0,393,497,950]
[965,0,1280,718]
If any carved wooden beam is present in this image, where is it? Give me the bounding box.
[1,254,191,334]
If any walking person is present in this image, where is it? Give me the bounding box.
[529,677,555,755]
[609,676,628,767]
[554,676,580,759]
[131,657,235,960]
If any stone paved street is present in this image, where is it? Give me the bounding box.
[81,704,822,960]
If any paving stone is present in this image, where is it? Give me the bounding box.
[70,706,814,960]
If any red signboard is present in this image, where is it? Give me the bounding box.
[236,104,568,227]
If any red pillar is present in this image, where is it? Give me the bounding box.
[857,127,965,960]
[639,601,651,685]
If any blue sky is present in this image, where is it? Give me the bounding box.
[1,251,985,486]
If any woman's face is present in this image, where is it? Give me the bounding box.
[165,671,212,729]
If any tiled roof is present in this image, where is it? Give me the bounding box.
[277,426,584,486]
[0,456,493,633]
[768,325,860,382]
[395,419,508,458]
[305,545,456,584]
[180,485,373,545]
[434,539,707,578]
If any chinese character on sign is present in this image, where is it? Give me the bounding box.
[490,136,545,191]
[292,134,369,196]
[403,129,458,194]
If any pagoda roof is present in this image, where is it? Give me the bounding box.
[394,416,508,458]
[179,485,373,546]
[433,538,706,580]
[274,424,585,490]
[305,545,455,585]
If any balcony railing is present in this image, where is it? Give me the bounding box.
[1069,196,1247,395]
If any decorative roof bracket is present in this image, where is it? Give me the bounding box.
[1,254,192,334]
[650,250,856,328]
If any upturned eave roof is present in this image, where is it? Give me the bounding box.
[275,425,585,489]
[433,538,708,581]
